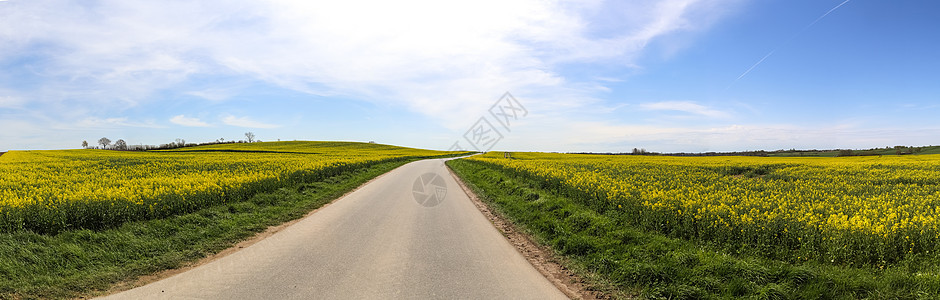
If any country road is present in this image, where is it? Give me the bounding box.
[101,158,567,299]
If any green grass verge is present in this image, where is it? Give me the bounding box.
[0,158,420,299]
[447,159,940,299]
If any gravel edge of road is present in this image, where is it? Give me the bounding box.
[445,162,610,300]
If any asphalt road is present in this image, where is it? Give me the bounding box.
[102,158,567,299]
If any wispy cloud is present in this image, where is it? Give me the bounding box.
[0,0,737,118]
[0,0,743,149]
[499,118,940,153]
[170,115,211,127]
[75,117,163,129]
[222,116,279,129]
[639,101,729,118]
[0,95,23,108]
[184,89,234,102]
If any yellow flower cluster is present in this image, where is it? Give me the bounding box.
[0,141,454,233]
[468,152,940,265]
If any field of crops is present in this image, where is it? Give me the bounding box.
[465,152,940,266]
[0,141,458,233]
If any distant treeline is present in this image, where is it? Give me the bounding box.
[831,146,928,157]
[570,150,773,157]
[85,141,255,151]
[128,140,250,151]
[569,145,935,157]
[83,132,261,151]
[569,148,661,156]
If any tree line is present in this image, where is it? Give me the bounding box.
[82,132,259,151]
[569,145,933,157]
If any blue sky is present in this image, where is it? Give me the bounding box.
[1,0,938,152]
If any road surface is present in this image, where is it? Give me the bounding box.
[102,158,566,299]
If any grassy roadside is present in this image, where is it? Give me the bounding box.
[0,157,429,299]
[447,159,940,299]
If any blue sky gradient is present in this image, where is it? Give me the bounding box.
[1,0,938,152]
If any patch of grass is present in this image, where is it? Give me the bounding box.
[0,159,420,299]
[447,159,940,299]
[916,146,940,155]
[764,146,940,157]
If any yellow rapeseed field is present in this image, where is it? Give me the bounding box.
[0,141,456,233]
[467,152,940,265]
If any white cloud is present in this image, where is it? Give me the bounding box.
[0,95,23,108]
[222,116,279,129]
[170,115,211,127]
[184,89,233,101]
[496,117,940,153]
[639,101,730,118]
[74,117,163,129]
[0,0,739,120]
[0,0,746,150]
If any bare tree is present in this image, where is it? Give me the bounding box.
[175,138,186,147]
[245,132,256,143]
[81,141,88,149]
[114,139,127,150]
[98,137,111,149]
